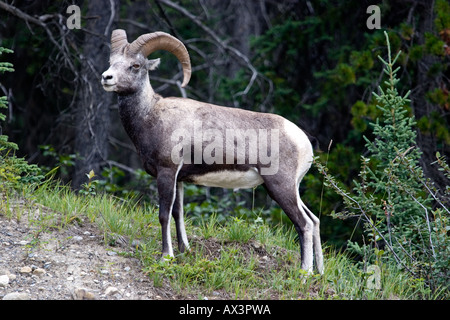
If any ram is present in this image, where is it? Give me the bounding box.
[101,30,323,274]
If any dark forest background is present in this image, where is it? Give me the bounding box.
[0,0,449,248]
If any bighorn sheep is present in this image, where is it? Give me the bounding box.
[101,30,324,274]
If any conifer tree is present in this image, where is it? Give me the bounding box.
[0,47,42,190]
[364,32,428,248]
[0,47,17,151]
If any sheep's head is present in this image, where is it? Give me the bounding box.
[101,29,191,94]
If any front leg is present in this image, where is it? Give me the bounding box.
[172,182,190,253]
[156,168,178,259]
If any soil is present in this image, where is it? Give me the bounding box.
[0,197,184,300]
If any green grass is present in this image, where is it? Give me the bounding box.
[0,179,440,300]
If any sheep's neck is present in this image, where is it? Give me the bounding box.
[117,84,159,156]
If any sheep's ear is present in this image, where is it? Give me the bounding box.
[146,58,160,71]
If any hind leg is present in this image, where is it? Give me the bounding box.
[299,198,323,274]
[263,175,316,273]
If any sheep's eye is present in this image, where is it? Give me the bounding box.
[132,63,140,69]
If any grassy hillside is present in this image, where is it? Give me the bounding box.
[0,180,437,300]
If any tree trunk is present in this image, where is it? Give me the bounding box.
[72,0,117,189]
[412,0,448,191]
[205,0,266,77]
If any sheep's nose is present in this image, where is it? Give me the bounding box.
[102,73,113,81]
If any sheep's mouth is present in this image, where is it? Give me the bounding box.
[102,83,116,91]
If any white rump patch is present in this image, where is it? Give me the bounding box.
[282,118,314,184]
[191,168,264,189]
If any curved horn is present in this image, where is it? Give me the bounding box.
[128,32,191,87]
[110,29,129,56]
